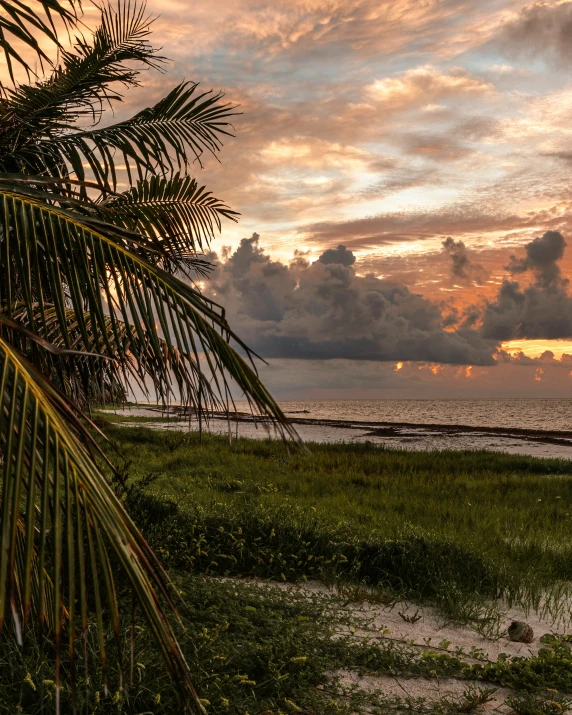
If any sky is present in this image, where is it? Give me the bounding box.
[24,0,572,398]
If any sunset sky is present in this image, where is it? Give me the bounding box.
[63,2,572,397]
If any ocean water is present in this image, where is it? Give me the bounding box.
[110,398,572,459]
[262,398,572,433]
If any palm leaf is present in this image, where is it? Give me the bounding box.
[0,336,202,711]
[42,81,239,190]
[0,0,163,166]
[0,6,296,710]
[5,302,226,415]
[0,0,79,85]
[0,305,126,407]
[0,186,295,433]
[101,173,238,272]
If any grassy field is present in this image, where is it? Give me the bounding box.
[7,421,572,714]
[105,421,572,613]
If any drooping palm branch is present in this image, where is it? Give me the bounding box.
[3,302,218,410]
[0,0,78,84]
[0,186,288,420]
[0,337,200,710]
[47,81,238,190]
[0,1,295,711]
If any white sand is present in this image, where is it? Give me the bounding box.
[227,578,571,710]
[257,579,568,660]
[333,672,514,712]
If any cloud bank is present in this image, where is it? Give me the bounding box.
[208,230,572,373]
[210,234,499,365]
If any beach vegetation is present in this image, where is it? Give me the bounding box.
[0,2,289,710]
[4,422,572,712]
[104,423,572,619]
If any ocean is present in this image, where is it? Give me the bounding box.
[112,398,572,460]
[271,398,572,432]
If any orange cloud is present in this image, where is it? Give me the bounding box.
[366,66,494,110]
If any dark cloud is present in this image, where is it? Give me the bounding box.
[361,166,441,199]
[259,355,572,400]
[209,234,498,365]
[504,230,567,290]
[216,234,295,323]
[441,237,488,284]
[500,2,572,65]
[317,244,356,267]
[481,231,572,340]
[299,202,548,251]
[542,151,572,166]
[403,134,473,161]
[453,116,498,141]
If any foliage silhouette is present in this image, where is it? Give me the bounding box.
[0,2,292,711]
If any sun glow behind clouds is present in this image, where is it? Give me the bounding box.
[67,0,572,397]
[501,340,572,359]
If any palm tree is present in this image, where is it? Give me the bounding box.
[0,1,292,711]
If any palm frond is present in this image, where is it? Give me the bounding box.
[0,336,201,711]
[0,6,296,709]
[0,309,110,359]
[5,302,227,415]
[0,187,295,434]
[0,174,226,275]
[0,0,79,85]
[101,173,238,273]
[0,1,164,176]
[42,82,239,190]
[0,305,124,407]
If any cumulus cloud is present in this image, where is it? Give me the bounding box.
[209,234,499,365]
[505,230,567,289]
[317,244,356,266]
[441,237,489,284]
[481,231,572,340]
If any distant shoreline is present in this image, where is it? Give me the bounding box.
[110,404,572,450]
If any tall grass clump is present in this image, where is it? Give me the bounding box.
[104,425,572,619]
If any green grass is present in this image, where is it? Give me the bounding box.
[7,574,572,714]
[7,423,572,713]
[105,425,572,614]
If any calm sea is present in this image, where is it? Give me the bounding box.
[268,398,572,433]
[228,398,572,459]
